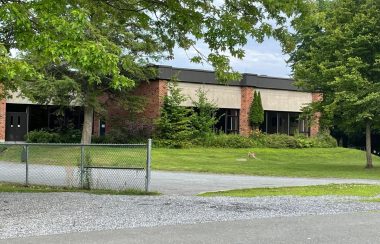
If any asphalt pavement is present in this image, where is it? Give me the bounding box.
[150,170,380,195]
[4,212,380,244]
[2,161,380,195]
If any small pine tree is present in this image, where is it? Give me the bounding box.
[249,91,264,129]
[156,82,193,141]
[191,88,218,138]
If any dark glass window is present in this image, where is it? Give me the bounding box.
[278,112,289,134]
[263,111,309,136]
[214,108,239,134]
[289,112,299,135]
[226,109,239,134]
[267,111,277,134]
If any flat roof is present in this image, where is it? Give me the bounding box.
[155,65,301,91]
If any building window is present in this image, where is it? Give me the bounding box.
[214,108,239,134]
[263,110,309,136]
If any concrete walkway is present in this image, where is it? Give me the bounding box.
[150,170,380,195]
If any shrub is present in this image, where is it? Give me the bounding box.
[106,124,153,144]
[154,139,193,149]
[59,128,81,143]
[154,132,337,149]
[91,135,112,144]
[195,134,258,148]
[26,130,60,143]
[310,132,338,148]
[260,132,337,149]
[294,134,314,148]
[26,128,82,143]
[262,134,299,148]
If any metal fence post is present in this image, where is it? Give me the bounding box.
[145,139,152,192]
[80,145,84,189]
[25,145,29,186]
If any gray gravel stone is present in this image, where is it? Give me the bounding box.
[1,192,380,239]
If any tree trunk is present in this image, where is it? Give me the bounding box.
[365,122,373,168]
[81,106,94,144]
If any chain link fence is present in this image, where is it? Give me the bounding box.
[0,139,152,191]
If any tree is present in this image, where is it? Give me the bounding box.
[289,0,380,168]
[156,82,193,141]
[0,0,307,143]
[249,91,264,129]
[191,88,218,138]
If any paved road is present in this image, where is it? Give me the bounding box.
[2,161,380,195]
[4,212,380,244]
[150,171,380,195]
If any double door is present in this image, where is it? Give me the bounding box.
[6,112,27,141]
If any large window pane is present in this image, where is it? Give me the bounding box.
[278,112,289,134]
[214,109,226,133]
[267,111,278,134]
[289,112,299,135]
[214,108,239,134]
[264,111,309,136]
[226,109,239,134]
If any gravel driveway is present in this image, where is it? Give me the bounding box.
[1,192,380,240]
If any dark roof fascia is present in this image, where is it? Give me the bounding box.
[155,65,303,91]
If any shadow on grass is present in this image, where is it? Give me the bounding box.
[0,182,160,196]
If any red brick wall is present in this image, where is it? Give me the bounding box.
[132,80,168,122]
[310,93,323,137]
[239,87,254,136]
[93,114,100,136]
[0,99,5,142]
[105,80,168,134]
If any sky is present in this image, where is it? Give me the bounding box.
[159,37,292,79]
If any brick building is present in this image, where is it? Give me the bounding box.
[0,65,321,142]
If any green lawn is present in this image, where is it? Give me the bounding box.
[0,182,159,195]
[0,145,146,167]
[199,184,380,197]
[153,148,380,179]
[1,146,380,179]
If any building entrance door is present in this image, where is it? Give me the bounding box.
[6,112,27,141]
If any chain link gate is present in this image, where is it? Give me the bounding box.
[0,139,152,192]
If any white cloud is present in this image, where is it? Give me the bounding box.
[158,37,291,78]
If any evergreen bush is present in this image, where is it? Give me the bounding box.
[156,82,194,141]
[191,88,218,138]
[249,91,264,129]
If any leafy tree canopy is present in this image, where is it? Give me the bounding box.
[0,0,307,143]
[289,0,380,167]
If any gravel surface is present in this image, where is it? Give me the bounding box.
[1,192,380,239]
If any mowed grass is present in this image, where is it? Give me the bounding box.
[0,145,146,167]
[199,184,380,197]
[1,146,380,179]
[0,182,159,195]
[153,148,380,179]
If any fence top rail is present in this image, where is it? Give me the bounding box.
[2,142,148,147]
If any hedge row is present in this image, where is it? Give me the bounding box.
[154,132,337,149]
[27,129,337,149]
